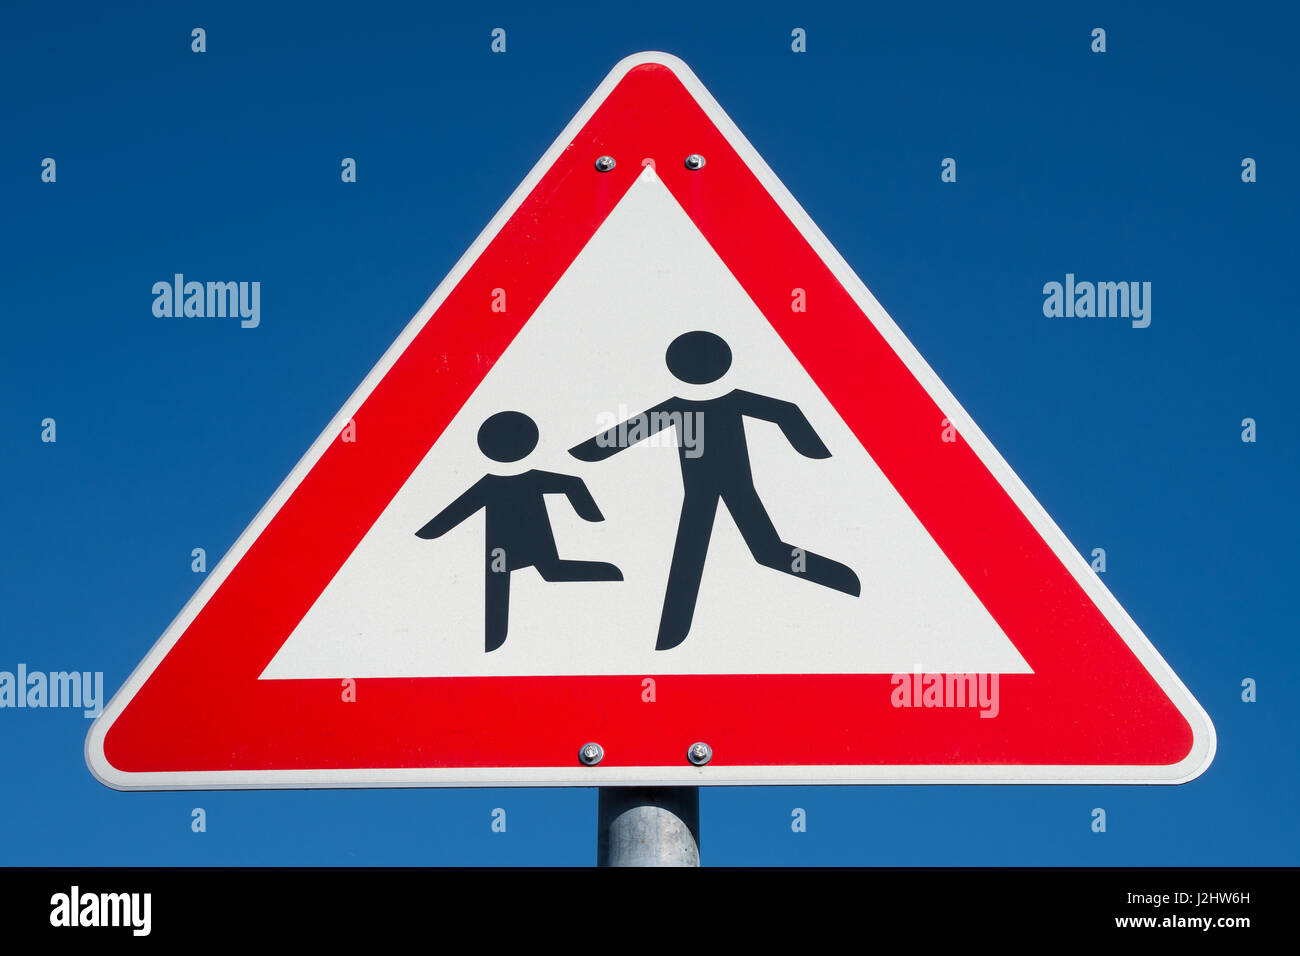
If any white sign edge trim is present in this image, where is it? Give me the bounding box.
[85,51,1216,790]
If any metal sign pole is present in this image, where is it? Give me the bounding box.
[597,787,701,867]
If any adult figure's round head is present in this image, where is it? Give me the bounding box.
[477,411,539,462]
[665,330,732,384]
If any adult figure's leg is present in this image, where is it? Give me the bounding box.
[656,489,721,650]
[722,484,861,597]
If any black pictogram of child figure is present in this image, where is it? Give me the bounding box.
[416,411,623,652]
[570,330,860,651]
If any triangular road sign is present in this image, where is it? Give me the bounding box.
[87,52,1214,789]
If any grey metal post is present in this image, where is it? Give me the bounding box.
[598,787,701,867]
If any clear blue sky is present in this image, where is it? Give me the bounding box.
[1,0,1295,865]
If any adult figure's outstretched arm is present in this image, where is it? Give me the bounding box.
[568,400,679,462]
[415,478,488,539]
[735,390,832,459]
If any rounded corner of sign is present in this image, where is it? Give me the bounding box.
[1133,706,1217,786]
[84,747,131,792]
[609,50,694,81]
[1152,682,1217,785]
[83,718,136,791]
[1168,710,1217,785]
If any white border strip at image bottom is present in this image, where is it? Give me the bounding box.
[88,762,1209,790]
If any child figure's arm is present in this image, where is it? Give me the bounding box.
[415,478,488,539]
[536,471,606,522]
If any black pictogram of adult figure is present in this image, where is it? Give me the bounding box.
[570,331,861,651]
[416,411,623,652]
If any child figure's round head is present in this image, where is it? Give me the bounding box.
[478,411,539,462]
[665,330,732,384]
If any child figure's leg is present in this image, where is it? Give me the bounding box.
[534,558,623,582]
[485,565,511,652]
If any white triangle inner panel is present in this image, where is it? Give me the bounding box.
[263,168,1031,678]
